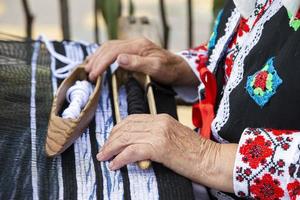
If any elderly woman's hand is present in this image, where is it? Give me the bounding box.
[97,113,238,193]
[85,38,198,86]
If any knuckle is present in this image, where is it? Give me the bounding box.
[110,126,118,134]
[127,114,138,120]
[149,59,162,75]
[119,133,130,145]
[158,114,172,128]
[159,113,171,121]
[139,37,152,46]
[126,145,137,157]
[101,41,113,49]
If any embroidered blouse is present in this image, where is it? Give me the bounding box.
[177,0,300,199]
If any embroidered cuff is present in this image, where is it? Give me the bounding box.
[234,128,300,199]
[173,47,208,103]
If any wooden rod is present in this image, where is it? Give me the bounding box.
[112,73,121,124]
[187,0,193,48]
[59,0,71,40]
[158,0,170,49]
[21,0,34,40]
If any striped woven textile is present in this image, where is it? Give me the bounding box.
[0,38,194,200]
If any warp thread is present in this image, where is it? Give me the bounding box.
[62,80,93,119]
[125,77,148,115]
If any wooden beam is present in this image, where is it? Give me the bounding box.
[187,0,193,48]
[21,0,34,40]
[94,0,100,43]
[59,0,71,40]
[158,0,170,49]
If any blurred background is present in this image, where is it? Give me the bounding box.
[0,0,224,127]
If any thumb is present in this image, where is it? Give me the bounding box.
[117,54,157,75]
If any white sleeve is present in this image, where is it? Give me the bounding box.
[173,47,208,103]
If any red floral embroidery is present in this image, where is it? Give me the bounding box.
[250,174,284,200]
[296,9,300,19]
[266,129,298,136]
[281,143,290,150]
[254,71,268,90]
[253,1,272,26]
[225,54,233,77]
[193,44,208,52]
[240,135,273,169]
[287,180,300,200]
[228,18,249,49]
[237,18,250,37]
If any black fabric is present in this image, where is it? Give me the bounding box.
[218,7,300,143]
[89,118,104,200]
[152,82,178,120]
[126,77,149,114]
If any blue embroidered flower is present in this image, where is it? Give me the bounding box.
[208,10,223,50]
[246,57,282,107]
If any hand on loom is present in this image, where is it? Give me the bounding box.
[84,38,198,86]
[96,113,238,193]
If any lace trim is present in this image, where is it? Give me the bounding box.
[207,8,241,73]
[211,0,283,143]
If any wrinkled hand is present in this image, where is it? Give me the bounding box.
[96,114,222,184]
[85,38,198,86]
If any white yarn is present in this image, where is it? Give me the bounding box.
[62,80,93,119]
[41,35,81,79]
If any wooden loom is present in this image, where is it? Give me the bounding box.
[45,16,161,171]
[110,16,163,169]
[111,69,156,170]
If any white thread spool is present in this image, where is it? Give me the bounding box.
[62,80,93,119]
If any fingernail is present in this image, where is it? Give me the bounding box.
[118,55,129,66]
[89,74,94,81]
[97,152,104,161]
[109,161,116,171]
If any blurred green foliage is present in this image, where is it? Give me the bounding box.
[96,0,135,39]
[97,0,121,39]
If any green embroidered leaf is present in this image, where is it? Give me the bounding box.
[254,88,264,96]
[267,73,273,81]
[290,20,300,31]
[262,64,269,71]
[288,11,300,31]
[266,80,273,91]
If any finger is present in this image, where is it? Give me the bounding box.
[117,54,160,76]
[89,53,114,81]
[109,144,151,170]
[98,128,149,162]
[108,114,151,141]
[88,40,138,80]
[84,55,94,72]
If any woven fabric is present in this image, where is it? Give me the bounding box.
[0,38,194,200]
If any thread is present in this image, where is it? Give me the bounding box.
[62,80,93,119]
[125,77,148,115]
